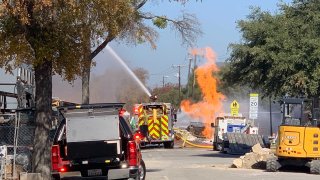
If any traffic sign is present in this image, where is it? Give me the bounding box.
[230,100,239,116]
[249,93,259,119]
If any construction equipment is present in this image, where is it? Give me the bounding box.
[133,98,176,148]
[266,97,320,174]
[211,114,264,154]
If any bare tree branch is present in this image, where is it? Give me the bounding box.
[134,0,148,10]
[139,12,202,47]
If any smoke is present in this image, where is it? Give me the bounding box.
[52,56,148,105]
[221,96,282,137]
[181,47,225,138]
[52,70,122,103]
[52,76,81,103]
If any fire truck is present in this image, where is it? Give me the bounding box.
[133,100,176,149]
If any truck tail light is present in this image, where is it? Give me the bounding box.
[127,141,138,166]
[51,145,69,172]
[51,145,61,171]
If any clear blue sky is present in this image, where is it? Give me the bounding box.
[93,0,292,88]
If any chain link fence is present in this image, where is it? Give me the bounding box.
[0,109,35,179]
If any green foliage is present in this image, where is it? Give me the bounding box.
[218,64,249,99]
[152,16,168,29]
[222,2,320,99]
[152,84,181,108]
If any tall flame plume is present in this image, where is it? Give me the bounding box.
[181,47,225,138]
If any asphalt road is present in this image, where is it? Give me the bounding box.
[142,146,320,180]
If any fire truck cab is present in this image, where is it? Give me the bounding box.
[133,102,176,148]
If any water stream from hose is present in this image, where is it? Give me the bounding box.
[106,45,152,97]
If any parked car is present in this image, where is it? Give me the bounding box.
[51,103,146,180]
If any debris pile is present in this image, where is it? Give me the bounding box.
[232,143,276,169]
[174,128,197,142]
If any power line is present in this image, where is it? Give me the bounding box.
[172,64,186,101]
[161,75,169,87]
[150,68,176,76]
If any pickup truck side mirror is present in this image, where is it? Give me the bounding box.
[173,114,177,122]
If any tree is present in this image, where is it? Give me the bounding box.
[0,1,132,178]
[152,84,181,108]
[221,1,320,100]
[81,0,202,103]
[79,0,134,103]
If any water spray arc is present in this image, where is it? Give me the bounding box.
[106,45,152,97]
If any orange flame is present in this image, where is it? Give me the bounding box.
[181,47,225,139]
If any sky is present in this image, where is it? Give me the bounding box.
[92,0,292,88]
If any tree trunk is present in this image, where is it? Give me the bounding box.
[82,34,115,104]
[81,36,92,104]
[32,60,52,179]
[313,96,320,121]
[82,66,90,104]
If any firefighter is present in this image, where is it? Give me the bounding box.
[130,115,138,131]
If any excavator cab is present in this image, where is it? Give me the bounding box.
[281,98,315,126]
[266,97,320,174]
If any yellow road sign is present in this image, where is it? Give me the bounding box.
[230,100,239,116]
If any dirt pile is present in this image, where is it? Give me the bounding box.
[232,143,276,169]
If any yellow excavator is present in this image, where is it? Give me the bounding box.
[267,97,320,174]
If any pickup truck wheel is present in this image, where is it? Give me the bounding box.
[138,159,146,180]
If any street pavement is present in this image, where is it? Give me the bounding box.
[142,146,320,180]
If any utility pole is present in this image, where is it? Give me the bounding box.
[187,56,192,98]
[191,55,197,98]
[172,65,186,101]
[269,96,273,136]
[162,75,169,87]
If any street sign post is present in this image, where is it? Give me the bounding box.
[230,100,239,116]
[249,93,259,119]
